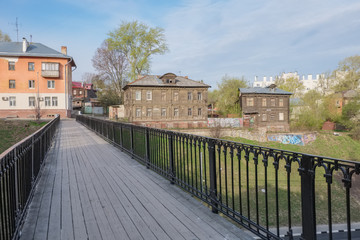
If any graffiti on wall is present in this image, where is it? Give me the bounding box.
[208,118,243,128]
[267,133,316,146]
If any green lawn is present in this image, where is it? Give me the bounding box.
[0,120,48,154]
[224,131,360,162]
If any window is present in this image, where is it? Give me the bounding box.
[161,108,166,117]
[161,92,166,101]
[146,91,152,100]
[188,92,192,100]
[73,90,76,95]
[45,97,51,106]
[279,98,284,107]
[29,97,35,107]
[135,91,141,100]
[47,80,55,89]
[188,108,192,116]
[79,90,82,95]
[29,80,35,89]
[9,80,15,89]
[262,114,267,121]
[136,108,141,117]
[146,108,152,117]
[8,62,15,70]
[198,108,202,116]
[246,97,254,106]
[262,98,267,107]
[41,62,59,71]
[174,92,179,101]
[197,92,202,100]
[279,112,284,121]
[9,96,16,106]
[28,62,35,71]
[271,98,276,107]
[174,108,179,117]
[52,97,58,106]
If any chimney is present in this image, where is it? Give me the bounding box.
[61,46,67,55]
[22,38,28,53]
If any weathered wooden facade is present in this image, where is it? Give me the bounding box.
[123,73,210,128]
[239,86,292,132]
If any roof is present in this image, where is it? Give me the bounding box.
[239,87,292,95]
[123,74,210,90]
[72,82,82,88]
[0,42,76,66]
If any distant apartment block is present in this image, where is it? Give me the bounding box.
[253,72,326,94]
[0,38,76,118]
[123,73,210,128]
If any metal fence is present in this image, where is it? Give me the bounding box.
[0,116,59,240]
[77,115,360,240]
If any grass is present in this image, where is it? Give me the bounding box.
[0,119,48,154]
[223,131,360,162]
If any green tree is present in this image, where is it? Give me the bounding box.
[216,75,248,116]
[332,55,360,92]
[90,75,121,107]
[0,30,11,42]
[107,21,168,81]
[274,76,304,98]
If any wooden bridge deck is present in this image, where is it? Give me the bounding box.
[20,119,251,240]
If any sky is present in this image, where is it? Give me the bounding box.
[1,0,360,89]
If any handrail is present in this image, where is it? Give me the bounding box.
[0,115,60,240]
[77,115,360,240]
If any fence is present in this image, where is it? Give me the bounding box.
[0,116,60,240]
[76,115,360,240]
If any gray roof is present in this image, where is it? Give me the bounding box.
[123,74,210,89]
[239,87,292,95]
[0,42,72,59]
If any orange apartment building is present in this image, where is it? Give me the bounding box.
[0,38,76,118]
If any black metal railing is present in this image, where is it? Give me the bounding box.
[77,115,360,240]
[0,115,59,240]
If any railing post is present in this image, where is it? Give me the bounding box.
[208,139,218,214]
[119,125,123,150]
[300,154,316,240]
[168,133,175,184]
[31,136,34,186]
[145,129,150,169]
[130,125,134,158]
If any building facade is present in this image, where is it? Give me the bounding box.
[239,86,292,132]
[123,73,210,128]
[72,82,97,110]
[0,38,76,118]
[253,72,326,94]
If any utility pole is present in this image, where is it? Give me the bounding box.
[10,17,20,42]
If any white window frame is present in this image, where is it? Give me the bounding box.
[174,92,179,101]
[188,92,192,100]
[161,108,166,117]
[188,108,192,116]
[42,62,59,71]
[174,108,179,117]
[146,91,152,101]
[52,97,58,106]
[146,108,152,117]
[246,97,254,107]
[198,108,202,116]
[262,98,267,107]
[135,91,141,100]
[9,96,16,106]
[136,108,141,117]
[28,62,35,71]
[29,97,35,107]
[45,97,51,106]
[9,80,16,89]
[8,61,15,70]
[197,92,202,100]
[47,80,55,89]
[279,98,284,107]
[279,112,284,121]
[29,80,35,89]
[262,114,267,121]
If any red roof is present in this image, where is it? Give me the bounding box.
[72,82,82,88]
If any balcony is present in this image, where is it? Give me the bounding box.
[41,70,60,78]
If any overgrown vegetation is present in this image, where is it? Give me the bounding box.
[0,120,47,154]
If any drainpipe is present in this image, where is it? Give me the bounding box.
[64,57,77,117]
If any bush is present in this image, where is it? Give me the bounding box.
[350,125,360,140]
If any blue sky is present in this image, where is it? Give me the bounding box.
[1,0,360,88]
